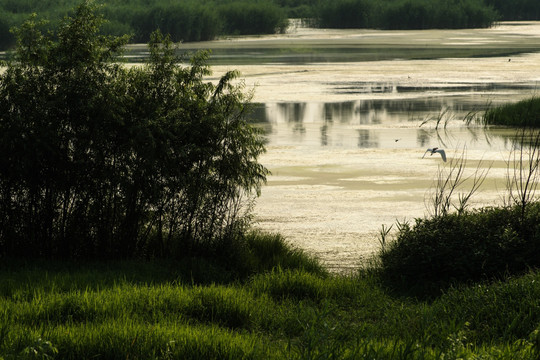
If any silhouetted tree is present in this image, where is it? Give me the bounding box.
[0,1,268,259]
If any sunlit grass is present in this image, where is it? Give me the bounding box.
[2,256,540,358]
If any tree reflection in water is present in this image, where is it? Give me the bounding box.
[252,97,514,150]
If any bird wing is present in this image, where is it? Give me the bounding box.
[422,149,430,158]
[437,149,447,162]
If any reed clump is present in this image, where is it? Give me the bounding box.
[483,97,540,127]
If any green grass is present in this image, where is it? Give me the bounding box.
[2,250,540,358]
[2,203,540,359]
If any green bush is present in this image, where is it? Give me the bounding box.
[0,2,268,260]
[377,203,540,294]
[381,0,433,30]
[283,4,314,18]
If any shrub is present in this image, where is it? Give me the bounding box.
[0,2,268,260]
[381,0,433,30]
[485,0,540,21]
[377,203,540,294]
[316,0,497,30]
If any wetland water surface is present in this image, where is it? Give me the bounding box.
[196,22,540,271]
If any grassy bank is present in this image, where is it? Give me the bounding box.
[2,235,540,359]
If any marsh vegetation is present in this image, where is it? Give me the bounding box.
[484,97,540,128]
[1,0,539,50]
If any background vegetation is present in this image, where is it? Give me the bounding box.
[1,0,540,50]
[0,0,288,50]
[485,0,540,21]
[317,0,498,30]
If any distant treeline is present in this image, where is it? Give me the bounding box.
[0,0,288,49]
[485,0,540,21]
[0,0,538,50]
[317,0,498,29]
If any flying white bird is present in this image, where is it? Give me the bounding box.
[422,147,446,162]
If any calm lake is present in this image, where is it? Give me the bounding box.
[147,22,540,271]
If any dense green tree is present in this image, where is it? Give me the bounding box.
[0,12,16,49]
[0,1,268,259]
[128,3,222,43]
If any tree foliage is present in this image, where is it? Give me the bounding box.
[0,1,268,259]
[217,1,287,35]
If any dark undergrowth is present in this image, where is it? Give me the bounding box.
[0,230,325,288]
